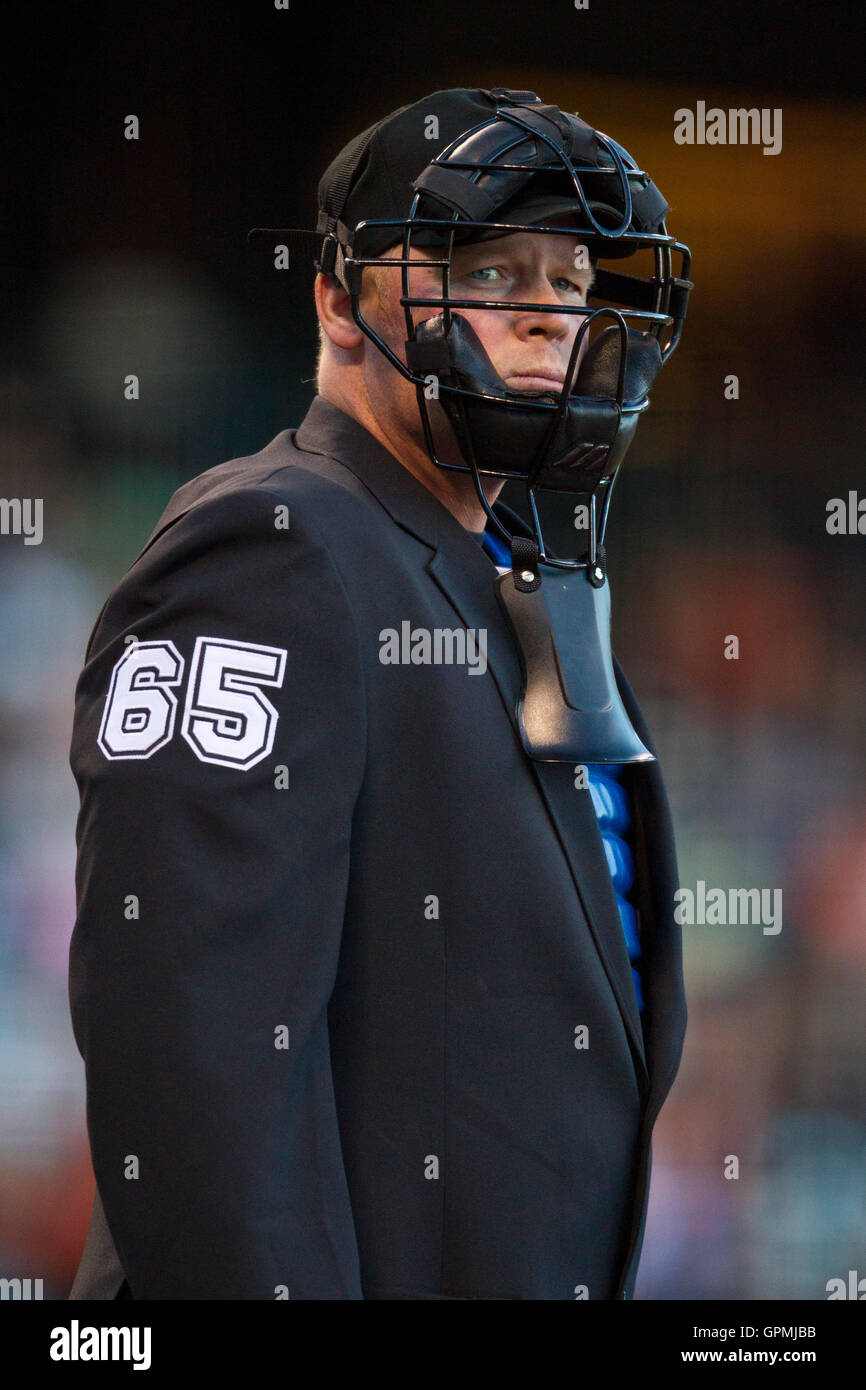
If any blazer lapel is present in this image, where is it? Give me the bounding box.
[529,758,649,1094]
[426,537,650,1099]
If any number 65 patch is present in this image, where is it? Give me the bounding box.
[98,636,288,770]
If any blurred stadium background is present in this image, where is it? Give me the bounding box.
[2,2,864,1298]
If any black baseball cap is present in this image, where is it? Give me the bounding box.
[248,86,667,282]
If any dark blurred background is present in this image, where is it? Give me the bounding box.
[2,0,864,1299]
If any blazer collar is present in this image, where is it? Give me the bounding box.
[294,395,446,547]
[294,393,535,551]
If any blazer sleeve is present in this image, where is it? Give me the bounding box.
[67,482,367,1299]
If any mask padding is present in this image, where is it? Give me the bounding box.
[408,313,662,407]
[575,325,663,404]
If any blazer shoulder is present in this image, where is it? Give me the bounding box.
[142,427,378,558]
[80,435,370,668]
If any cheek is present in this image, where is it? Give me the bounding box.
[458,308,510,362]
[362,267,410,350]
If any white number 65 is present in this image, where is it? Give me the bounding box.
[98,636,287,771]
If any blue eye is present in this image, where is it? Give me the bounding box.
[466,268,585,292]
[463,267,591,295]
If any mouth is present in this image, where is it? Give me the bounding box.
[506,372,567,392]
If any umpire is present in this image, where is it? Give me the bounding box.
[67,87,688,1300]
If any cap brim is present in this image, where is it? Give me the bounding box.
[247,196,643,267]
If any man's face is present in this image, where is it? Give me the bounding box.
[357,223,595,460]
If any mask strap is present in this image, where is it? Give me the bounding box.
[510,536,542,592]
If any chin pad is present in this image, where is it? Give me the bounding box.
[405,313,663,486]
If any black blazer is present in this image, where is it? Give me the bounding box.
[67,393,686,1300]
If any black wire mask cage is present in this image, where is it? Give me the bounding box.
[339,97,692,575]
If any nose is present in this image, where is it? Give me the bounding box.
[511,274,575,345]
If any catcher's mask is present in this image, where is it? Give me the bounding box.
[249,88,692,761]
[340,91,692,580]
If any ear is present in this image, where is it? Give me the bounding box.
[314,271,363,351]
